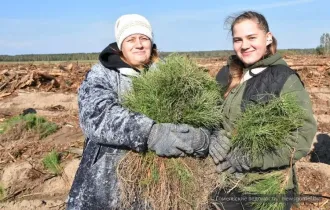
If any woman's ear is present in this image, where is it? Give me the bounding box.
[266,32,273,46]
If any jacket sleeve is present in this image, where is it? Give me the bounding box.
[78,65,155,152]
[252,74,317,170]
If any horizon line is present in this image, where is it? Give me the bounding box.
[0,48,317,56]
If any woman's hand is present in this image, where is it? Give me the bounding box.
[215,148,251,173]
[147,123,210,157]
[209,130,231,164]
[209,130,251,173]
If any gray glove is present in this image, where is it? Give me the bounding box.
[215,148,251,173]
[209,130,231,164]
[215,160,236,174]
[173,124,210,157]
[147,123,210,157]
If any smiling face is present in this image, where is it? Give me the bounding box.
[121,34,152,69]
[232,19,272,67]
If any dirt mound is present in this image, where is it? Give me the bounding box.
[0,62,93,98]
[294,162,330,210]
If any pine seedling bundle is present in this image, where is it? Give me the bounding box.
[240,171,288,210]
[117,54,223,210]
[229,93,305,210]
[122,54,223,128]
[232,93,305,161]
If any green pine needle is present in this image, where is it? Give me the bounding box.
[123,54,223,128]
[232,93,305,161]
[42,150,62,175]
[241,172,287,210]
[0,113,58,139]
[229,94,305,210]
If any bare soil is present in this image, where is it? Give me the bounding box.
[0,55,329,209]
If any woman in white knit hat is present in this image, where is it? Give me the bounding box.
[66,14,210,209]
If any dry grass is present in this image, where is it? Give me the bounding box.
[117,151,219,210]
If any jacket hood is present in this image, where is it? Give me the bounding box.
[99,42,158,71]
[249,53,287,68]
[99,42,133,69]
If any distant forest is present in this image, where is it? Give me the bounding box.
[0,49,318,62]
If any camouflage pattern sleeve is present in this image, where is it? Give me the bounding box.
[77,64,155,152]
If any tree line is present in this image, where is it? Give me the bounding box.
[0,49,321,62]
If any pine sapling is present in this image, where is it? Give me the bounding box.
[232,93,305,162]
[42,150,62,175]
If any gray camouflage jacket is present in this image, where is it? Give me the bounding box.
[67,43,155,210]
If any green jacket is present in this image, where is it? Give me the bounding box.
[219,53,317,189]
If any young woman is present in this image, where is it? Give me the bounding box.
[66,14,210,209]
[209,11,317,210]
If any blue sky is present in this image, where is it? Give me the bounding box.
[0,0,329,55]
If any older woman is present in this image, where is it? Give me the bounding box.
[66,14,210,209]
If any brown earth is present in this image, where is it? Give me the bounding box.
[0,55,329,209]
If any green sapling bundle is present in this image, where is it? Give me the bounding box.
[117,54,223,210]
[123,54,223,128]
[229,93,305,210]
[232,93,305,162]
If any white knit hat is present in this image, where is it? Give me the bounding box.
[115,14,153,50]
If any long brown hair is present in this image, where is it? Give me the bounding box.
[224,11,278,98]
